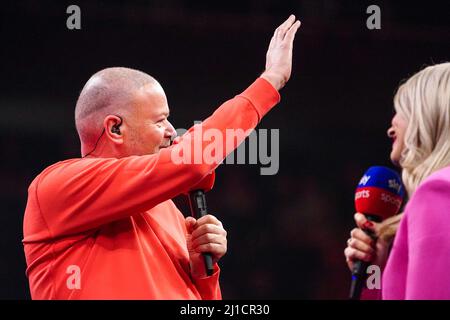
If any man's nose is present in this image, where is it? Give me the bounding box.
[165,121,177,139]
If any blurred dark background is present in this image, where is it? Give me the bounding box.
[0,0,449,299]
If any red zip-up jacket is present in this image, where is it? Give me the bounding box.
[23,78,280,299]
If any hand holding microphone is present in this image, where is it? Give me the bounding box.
[345,213,390,273]
[346,166,405,300]
[185,172,227,278]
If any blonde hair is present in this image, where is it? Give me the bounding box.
[395,63,450,196]
[380,63,450,242]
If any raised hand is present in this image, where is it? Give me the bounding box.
[261,15,301,90]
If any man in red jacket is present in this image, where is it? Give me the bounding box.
[23,15,301,299]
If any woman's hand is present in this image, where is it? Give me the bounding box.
[344,213,391,271]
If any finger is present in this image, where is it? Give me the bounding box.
[348,238,375,255]
[346,258,354,271]
[354,213,368,228]
[354,213,377,233]
[279,14,296,31]
[350,228,374,245]
[356,213,383,236]
[276,14,296,39]
[344,246,373,263]
[196,214,223,228]
[283,20,301,42]
[185,217,197,234]
[191,224,227,240]
[344,247,354,262]
[194,243,227,256]
[268,34,277,51]
[192,233,226,247]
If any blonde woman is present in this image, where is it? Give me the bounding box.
[344,62,450,299]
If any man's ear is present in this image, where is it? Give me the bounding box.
[104,115,124,144]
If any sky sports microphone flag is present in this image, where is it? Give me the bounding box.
[350,166,405,300]
[354,166,405,222]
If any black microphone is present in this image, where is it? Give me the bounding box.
[186,172,215,276]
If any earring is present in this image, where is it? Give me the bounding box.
[111,126,121,135]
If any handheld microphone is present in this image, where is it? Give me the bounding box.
[185,171,216,276]
[349,166,405,300]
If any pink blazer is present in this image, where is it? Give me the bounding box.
[382,166,450,299]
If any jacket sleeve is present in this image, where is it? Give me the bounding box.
[30,78,280,239]
[405,178,450,299]
[192,264,222,300]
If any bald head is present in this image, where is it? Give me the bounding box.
[75,67,159,152]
